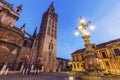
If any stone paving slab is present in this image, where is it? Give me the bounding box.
[0,72,74,80]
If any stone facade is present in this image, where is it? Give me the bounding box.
[18,2,58,72]
[0,0,21,27]
[17,30,40,70]
[0,0,24,70]
[71,38,120,75]
[38,2,58,72]
[56,57,70,72]
[0,0,58,72]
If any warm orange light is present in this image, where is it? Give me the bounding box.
[99,59,102,62]
[96,58,98,61]
[78,25,83,30]
[80,18,85,24]
[82,30,90,36]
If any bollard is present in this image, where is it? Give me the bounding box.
[34,69,36,73]
[38,69,40,73]
[36,69,39,74]
[35,69,37,73]
[4,68,9,76]
[20,64,24,73]
[26,68,28,74]
[41,66,44,72]
[0,63,7,75]
[22,68,25,75]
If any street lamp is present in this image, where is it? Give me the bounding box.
[75,17,94,36]
[75,17,99,75]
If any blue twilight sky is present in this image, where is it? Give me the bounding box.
[6,0,120,59]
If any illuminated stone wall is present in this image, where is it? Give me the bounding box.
[0,23,24,69]
[72,39,120,75]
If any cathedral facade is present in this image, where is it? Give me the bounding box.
[0,0,24,70]
[0,0,58,72]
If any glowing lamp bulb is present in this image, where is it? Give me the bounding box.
[75,31,79,36]
[78,25,82,30]
[89,25,95,30]
[80,18,85,24]
[85,32,90,35]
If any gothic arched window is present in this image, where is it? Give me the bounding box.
[0,14,2,22]
[23,40,27,46]
[47,27,50,36]
[48,40,54,50]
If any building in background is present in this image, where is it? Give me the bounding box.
[56,57,71,72]
[0,0,24,70]
[71,38,120,75]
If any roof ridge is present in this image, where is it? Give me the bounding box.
[71,38,120,55]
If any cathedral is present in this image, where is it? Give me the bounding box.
[0,0,24,70]
[0,0,58,72]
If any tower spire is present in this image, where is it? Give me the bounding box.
[48,2,55,11]
[20,23,25,33]
[50,2,54,7]
[15,4,22,14]
[33,27,37,39]
[38,1,58,72]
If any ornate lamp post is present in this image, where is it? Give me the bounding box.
[75,17,99,75]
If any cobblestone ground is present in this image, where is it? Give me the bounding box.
[1,72,120,80]
[0,72,75,80]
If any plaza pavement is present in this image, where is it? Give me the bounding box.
[0,72,75,80]
[1,71,120,80]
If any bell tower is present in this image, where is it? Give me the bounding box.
[0,1,22,27]
[38,2,58,72]
[15,4,22,15]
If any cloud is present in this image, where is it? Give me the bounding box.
[92,2,120,42]
[108,27,120,38]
